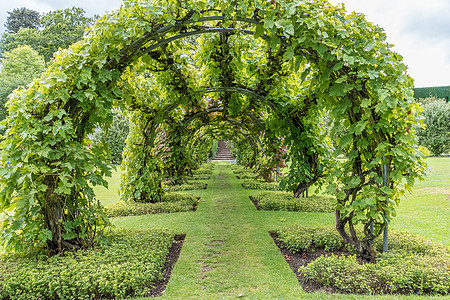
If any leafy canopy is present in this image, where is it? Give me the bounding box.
[0,0,425,259]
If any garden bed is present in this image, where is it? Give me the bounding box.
[166,182,207,192]
[241,179,279,191]
[0,229,185,299]
[105,193,199,217]
[271,227,450,296]
[250,191,334,212]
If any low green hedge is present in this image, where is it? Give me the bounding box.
[232,167,251,175]
[191,168,212,175]
[277,225,450,295]
[236,171,257,179]
[0,229,175,299]
[241,179,279,191]
[251,191,334,212]
[277,225,343,253]
[277,225,450,255]
[187,174,211,181]
[300,252,449,295]
[105,193,198,217]
[200,162,215,170]
[166,182,207,192]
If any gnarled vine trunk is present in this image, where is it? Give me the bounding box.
[43,177,80,255]
[335,210,378,262]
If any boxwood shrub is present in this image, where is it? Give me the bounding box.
[236,171,257,179]
[166,182,207,192]
[105,193,198,217]
[277,225,450,295]
[200,162,215,170]
[251,191,334,212]
[241,179,279,191]
[277,225,344,253]
[300,252,449,295]
[188,174,211,181]
[0,229,175,299]
[191,168,212,175]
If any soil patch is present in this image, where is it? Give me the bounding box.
[249,196,261,210]
[148,234,185,297]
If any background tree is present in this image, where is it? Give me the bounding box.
[416,98,450,156]
[0,45,45,120]
[39,7,95,61]
[4,8,40,33]
[1,7,95,61]
[91,108,129,165]
[0,28,45,57]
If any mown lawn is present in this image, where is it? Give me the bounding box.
[0,158,448,298]
[108,158,448,299]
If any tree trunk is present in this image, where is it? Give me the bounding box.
[335,209,376,262]
[43,178,81,255]
[44,180,62,255]
[293,182,309,198]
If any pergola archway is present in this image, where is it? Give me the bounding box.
[0,0,425,260]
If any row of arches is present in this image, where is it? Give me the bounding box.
[0,0,425,260]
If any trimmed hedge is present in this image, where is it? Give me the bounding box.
[105,193,198,217]
[200,162,215,170]
[251,191,334,212]
[301,253,449,295]
[414,86,450,100]
[166,182,207,192]
[241,179,279,191]
[191,168,213,175]
[277,225,450,295]
[187,174,211,181]
[0,229,174,299]
[236,171,257,179]
[277,225,343,253]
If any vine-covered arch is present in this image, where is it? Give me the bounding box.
[0,0,425,260]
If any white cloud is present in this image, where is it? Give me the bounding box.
[329,0,450,87]
[1,0,448,87]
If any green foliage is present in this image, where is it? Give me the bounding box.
[0,0,426,258]
[188,174,211,180]
[105,193,198,217]
[251,191,334,212]
[414,86,450,101]
[277,225,343,253]
[237,171,258,179]
[374,230,447,256]
[0,229,174,299]
[241,179,280,191]
[192,168,213,175]
[92,108,129,164]
[120,110,165,203]
[279,225,449,295]
[416,99,450,156]
[165,182,207,192]
[1,7,95,61]
[209,140,218,159]
[233,166,258,179]
[300,252,449,295]
[4,8,40,33]
[0,45,45,120]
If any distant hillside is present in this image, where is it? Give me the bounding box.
[414,86,450,101]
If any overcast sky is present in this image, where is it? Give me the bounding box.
[0,0,448,88]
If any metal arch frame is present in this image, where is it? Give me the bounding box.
[185,121,257,153]
[183,105,265,129]
[106,15,315,70]
[183,118,264,166]
[183,117,264,154]
[186,124,259,164]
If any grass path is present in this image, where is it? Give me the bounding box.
[112,162,445,299]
